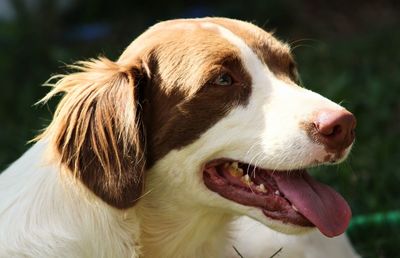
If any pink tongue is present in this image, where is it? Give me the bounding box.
[272,171,351,237]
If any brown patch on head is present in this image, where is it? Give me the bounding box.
[203,18,300,84]
[117,18,303,165]
[122,22,253,165]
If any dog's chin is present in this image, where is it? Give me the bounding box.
[202,159,352,238]
[250,211,316,236]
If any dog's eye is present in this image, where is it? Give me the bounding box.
[213,73,233,86]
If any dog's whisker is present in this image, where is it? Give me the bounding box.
[291,43,316,52]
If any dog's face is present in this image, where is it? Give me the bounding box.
[43,18,355,238]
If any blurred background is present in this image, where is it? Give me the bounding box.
[0,0,399,257]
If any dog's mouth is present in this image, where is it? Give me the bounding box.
[203,159,351,237]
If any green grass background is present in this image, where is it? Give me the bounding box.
[0,1,399,257]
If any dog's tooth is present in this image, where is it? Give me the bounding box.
[231,162,239,170]
[292,205,299,212]
[257,184,267,193]
[241,174,253,185]
[274,190,281,196]
[229,167,243,177]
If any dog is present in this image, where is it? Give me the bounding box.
[0,18,358,257]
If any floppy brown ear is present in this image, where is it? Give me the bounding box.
[39,57,146,209]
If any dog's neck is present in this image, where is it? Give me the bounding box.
[136,169,235,258]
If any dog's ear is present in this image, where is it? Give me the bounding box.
[39,57,146,209]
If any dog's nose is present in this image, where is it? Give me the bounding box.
[313,109,356,151]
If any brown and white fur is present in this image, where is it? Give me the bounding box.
[0,18,358,257]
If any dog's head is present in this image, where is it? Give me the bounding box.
[41,18,356,237]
